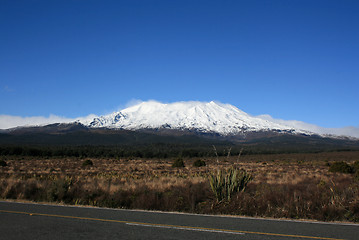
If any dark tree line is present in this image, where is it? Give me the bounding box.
[1,142,354,159]
[0,144,243,159]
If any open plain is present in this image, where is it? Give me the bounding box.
[1,151,358,223]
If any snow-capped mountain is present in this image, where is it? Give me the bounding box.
[88,101,312,136]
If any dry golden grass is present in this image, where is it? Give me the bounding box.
[1,151,358,188]
[0,151,356,198]
[1,151,358,222]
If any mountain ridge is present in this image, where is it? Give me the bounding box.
[1,123,359,155]
[1,100,358,140]
[88,100,314,136]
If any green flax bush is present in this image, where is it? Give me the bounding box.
[208,167,252,202]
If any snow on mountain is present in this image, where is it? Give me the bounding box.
[87,101,312,135]
[0,114,98,130]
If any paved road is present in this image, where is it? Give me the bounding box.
[0,201,358,240]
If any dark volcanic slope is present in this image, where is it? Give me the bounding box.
[0,123,230,146]
[1,123,359,154]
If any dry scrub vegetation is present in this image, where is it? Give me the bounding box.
[1,151,359,222]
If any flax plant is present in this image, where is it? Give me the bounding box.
[208,167,252,202]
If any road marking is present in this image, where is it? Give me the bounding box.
[0,209,345,240]
[126,222,245,235]
[3,201,358,227]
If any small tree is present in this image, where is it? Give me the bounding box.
[82,159,93,167]
[193,159,206,167]
[329,161,353,174]
[352,161,359,172]
[172,158,185,168]
[0,160,7,167]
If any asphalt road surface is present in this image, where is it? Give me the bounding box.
[0,201,358,240]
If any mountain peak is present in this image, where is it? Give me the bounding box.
[88,100,311,135]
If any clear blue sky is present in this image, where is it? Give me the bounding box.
[1,0,358,128]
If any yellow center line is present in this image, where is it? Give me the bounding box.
[0,209,345,240]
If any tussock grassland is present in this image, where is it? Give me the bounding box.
[1,151,359,222]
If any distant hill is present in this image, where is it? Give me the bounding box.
[0,123,230,147]
[1,123,359,157]
[3,101,358,140]
[1,101,358,157]
[87,101,315,136]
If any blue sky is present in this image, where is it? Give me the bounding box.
[1,0,358,128]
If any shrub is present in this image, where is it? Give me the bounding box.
[352,161,359,172]
[193,159,206,167]
[46,177,74,202]
[82,159,93,167]
[0,160,7,167]
[354,171,359,182]
[172,158,185,168]
[329,161,353,174]
[208,167,252,202]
